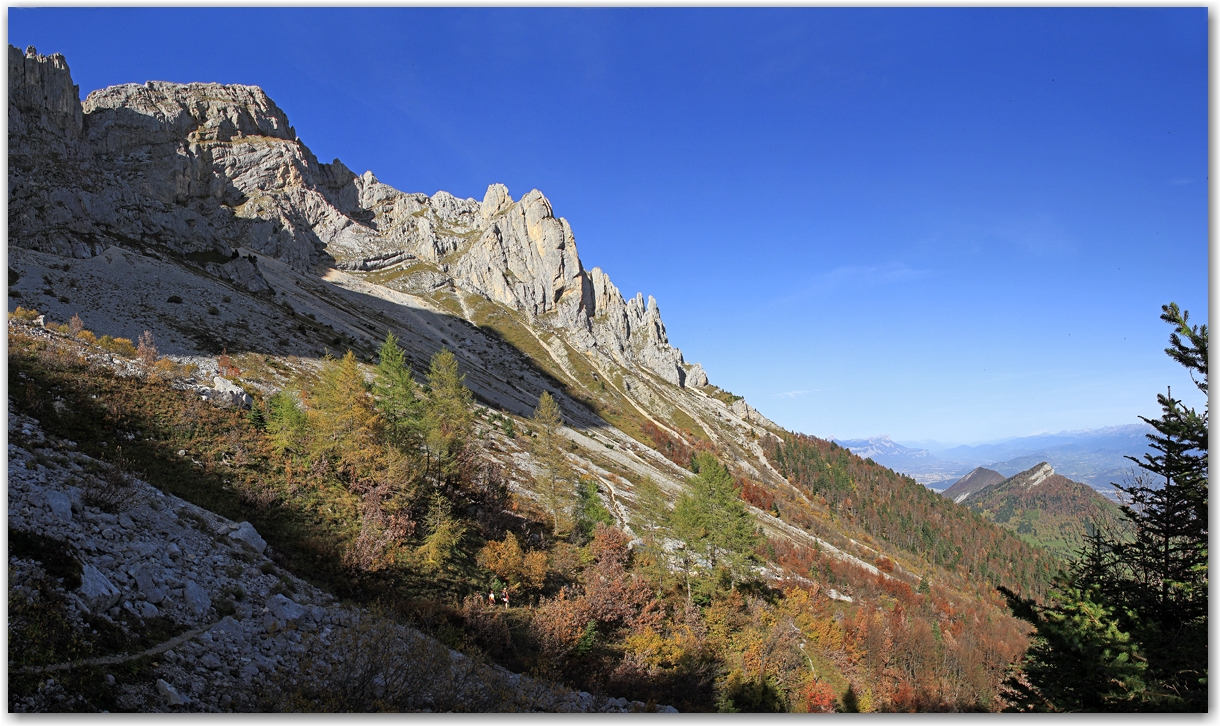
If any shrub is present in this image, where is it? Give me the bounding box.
[217,351,241,378]
[166,295,183,304]
[136,330,157,366]
[207,306,220,316]
[81,457,134,513]
[9,306,41,322]
[97,335,137,357]
[68,313,84,336]
[78,330,97,345]
[479,532,547,591]
[151,358,185,379]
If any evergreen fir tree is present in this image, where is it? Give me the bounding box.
[1002,304,1208,711]
[374,332,425,451]
[574,476,615,542]
[672,451,761,593]
[423,348,474,489]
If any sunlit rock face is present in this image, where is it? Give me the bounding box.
[9,44,705,390]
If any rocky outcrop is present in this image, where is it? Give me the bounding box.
[8,45,712,391]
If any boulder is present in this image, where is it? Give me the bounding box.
[211,377,252,410]
[184,580,211,616]
[78,564,121,612]
[266,593,307,624]
[134,566,158,593]
[227,521,267,554]
[156,679,190,707]
[44,490,73,522]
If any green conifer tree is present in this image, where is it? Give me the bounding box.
[374,332,425,451]
[574,476,615,542]
[1002,304,1208,711]
[423,348,474,488]
[672,451,761,597]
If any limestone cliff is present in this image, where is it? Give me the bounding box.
[9,45,704,390]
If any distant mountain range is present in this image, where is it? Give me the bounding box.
[942,463,1125,560]
[834,424,1154,495]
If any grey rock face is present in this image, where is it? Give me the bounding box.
[184,580,211,616]
[10,44,710,395]
[44,490,72,522]
[78,564,121,612]
[684,363,708,388]
[227,521,266,554]
[266,593,308,626]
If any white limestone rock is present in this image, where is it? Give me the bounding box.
[43,490,73,522]
[156,678,190,706]
[184,580,211,616]
[78,564,121,612]
[211,376,252,410]
[684,363,708,388]
[227,521,267,554]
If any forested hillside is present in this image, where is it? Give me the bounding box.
[954,463,1124,560]
[763,435,1057,598]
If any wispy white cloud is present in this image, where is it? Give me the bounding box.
[768,261,931,307]
[818,262,930,287]
[770,388,828,399]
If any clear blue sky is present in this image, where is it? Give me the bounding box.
[10,7,1208,444]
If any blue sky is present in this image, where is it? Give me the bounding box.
[10,8,1208,444]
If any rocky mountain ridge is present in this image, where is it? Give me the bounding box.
[944,461,1124,559]
[9,45,708,391]
[8,45,1081,712]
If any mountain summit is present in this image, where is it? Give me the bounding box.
[946,462,1123,558]
[11,45,715,394]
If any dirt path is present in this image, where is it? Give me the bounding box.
[15,619,219,675]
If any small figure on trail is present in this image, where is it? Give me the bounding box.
[502,588,509,609]
[489,590,496,606]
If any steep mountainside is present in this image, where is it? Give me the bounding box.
[956,463,1125,560]
[9,44,777,480]
[9,46,1059,712]
[942,467,1006,504]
